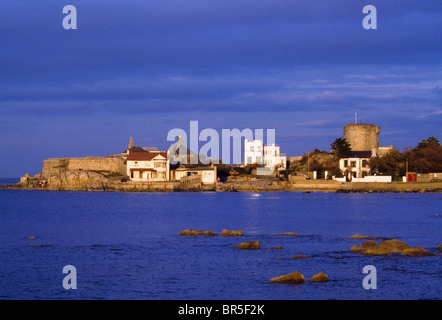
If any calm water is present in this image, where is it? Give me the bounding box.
[0,178,18,186]
[0,189,440,300]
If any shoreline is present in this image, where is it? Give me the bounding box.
[2,180,442,193]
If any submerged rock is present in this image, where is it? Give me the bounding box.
[178,229,217,236]
[350,239,436,256]
[234,241,260,249]
[270,271,306,284]
[310,272,330,282]
[270,232,298,237]
[289,255,310,259]
[267,246,283,250]
[220,229,244,236]
[350,234,384,240]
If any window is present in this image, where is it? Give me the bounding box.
[250,146,254,152]
[154,161,165,168]
[247,156,252,164]
[344,160,348,167]
[351,161,356,168]
[362,160,368,167]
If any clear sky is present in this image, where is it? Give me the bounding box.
[1,1,441,177]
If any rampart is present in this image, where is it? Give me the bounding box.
[42,157,127,177]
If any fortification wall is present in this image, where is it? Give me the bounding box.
[344,123,380,151]
[42,157,127,177]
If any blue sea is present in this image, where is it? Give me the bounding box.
[0,187,440,300]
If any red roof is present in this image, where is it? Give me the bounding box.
[127,152,167,161]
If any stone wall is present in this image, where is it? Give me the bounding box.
[42,157,127,177]
[344,123,380,151]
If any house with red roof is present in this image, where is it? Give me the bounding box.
[126,147,169,181]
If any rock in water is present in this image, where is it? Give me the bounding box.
[234,241,260,249]
[350,234,383,240]
[220,229,244,236]
[178,229,217,236]
[270,271,306,284]
[310,272,330,282]
[270,232,298,237]
[350,239,436,256]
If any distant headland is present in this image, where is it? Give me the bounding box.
[3,121,442,193]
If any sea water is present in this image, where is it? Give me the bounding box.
[0,189,440,300]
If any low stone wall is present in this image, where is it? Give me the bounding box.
[352,176,392,183]
[111,181,179,192]
[338,181,442,193]
[8,174,442,193]
[43,157,126,177]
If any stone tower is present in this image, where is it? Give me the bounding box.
[343,123,380,152]
[128,137,134,149]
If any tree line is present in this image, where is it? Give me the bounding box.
[290,136,442,181]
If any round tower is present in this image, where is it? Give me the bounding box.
[343,123,380,152]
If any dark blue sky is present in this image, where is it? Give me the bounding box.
[1,1,441,177]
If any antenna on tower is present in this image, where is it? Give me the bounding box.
[355,112,358,124]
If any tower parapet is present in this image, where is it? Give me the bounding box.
[343,123,380,152]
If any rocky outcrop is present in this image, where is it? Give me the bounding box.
[18,169,126,191]
[234,241,260,249]
[350,239,436,256]
[46,170,116,191]
[438,244,442,252]
[270,271,306,284]
[220,229,244,236]
[178,229,217,236]
[310,272,330,282]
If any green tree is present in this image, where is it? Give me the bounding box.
[369,149,405,180]
[331,138,352,158]
[405,136,442,173]
[414,136,440,151]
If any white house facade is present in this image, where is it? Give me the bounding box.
[244,139,286,170]
[244,139,263,166]
[339,150,372,180]
[126,150,169,181]
[171,165,217,184]
[264,144,287,170]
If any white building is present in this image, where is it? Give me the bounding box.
[244,139,263,166]
[244,139,286,170]
[338,150,372,180]
[264,144,287,170]
[171,165,217,184]
[126,149,169,181]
